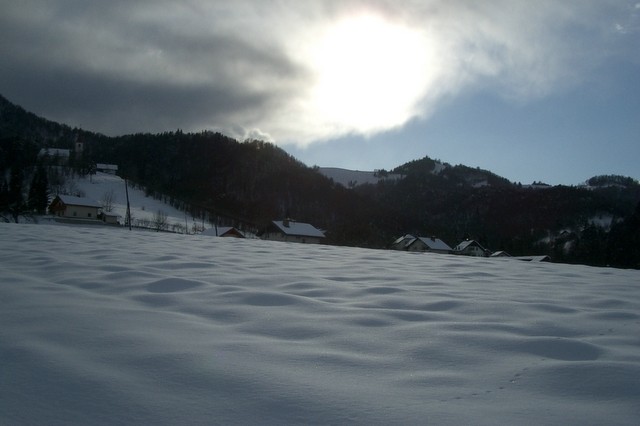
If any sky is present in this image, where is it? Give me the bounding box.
[1,0,639,185]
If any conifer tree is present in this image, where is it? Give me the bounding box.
[0,179,9,220]
[8,167,25,222]
[28,164,49,214]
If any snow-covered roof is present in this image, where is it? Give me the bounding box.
[272,220,325,238]
[392,234,415,248]
[201,226,244,237]
[54,195,101,208]
[415,236,452,251]
[514,255,551,262]
[394,234,451,251]
[454,240,486,252]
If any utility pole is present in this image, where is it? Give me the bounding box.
[124,178,132,231]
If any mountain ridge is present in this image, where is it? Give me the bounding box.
[2,93,639,268]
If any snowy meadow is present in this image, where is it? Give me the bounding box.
[2,223,640,425]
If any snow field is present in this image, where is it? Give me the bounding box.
[1,223,640,425]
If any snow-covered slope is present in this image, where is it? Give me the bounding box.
[318,167,401,187]
[64,172,199,230]
[2,223,640,425]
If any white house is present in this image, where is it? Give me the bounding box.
[260,219,325,244]
[48,195,101,220]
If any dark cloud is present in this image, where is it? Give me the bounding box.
[0,62,273,135]
[0,0,303,137]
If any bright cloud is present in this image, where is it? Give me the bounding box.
[264,0,613,145]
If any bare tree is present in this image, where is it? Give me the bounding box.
[101,189,116,212]
[152,210,168,232]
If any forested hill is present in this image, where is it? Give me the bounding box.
[0,94,370,245]
[91,131,363,240]
[1,94,639,268]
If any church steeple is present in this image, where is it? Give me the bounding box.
[74,133,84,157]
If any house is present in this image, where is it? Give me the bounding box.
[260,219,325,244]
[390,234,416,250]
[38,148,70,165]
[406,236,452,254]
[452,239,490,257]
[489,251,550,262]
[201,226,245,238]
[49,195,101,220]
[100,212,120,225]
[514,255,551,262]
[391,234,452,254]
[490,251,512,258]
[96,163,118,175]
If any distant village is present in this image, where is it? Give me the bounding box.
[46,186,551,262]
[39,141,550,263]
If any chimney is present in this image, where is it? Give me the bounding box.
[283,218,290,227]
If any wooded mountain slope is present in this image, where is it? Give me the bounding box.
[2,94,639,268]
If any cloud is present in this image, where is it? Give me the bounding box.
[0,0,634,145]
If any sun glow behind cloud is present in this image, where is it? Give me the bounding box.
[305,14,434,136]
[270,1,580,147]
